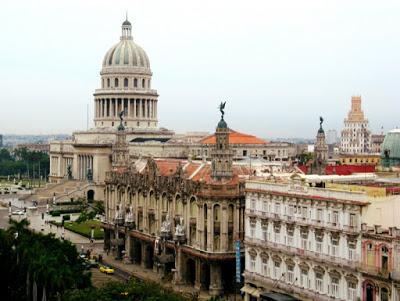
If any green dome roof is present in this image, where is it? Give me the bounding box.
[381,129,400,166]
[217,118,227,129]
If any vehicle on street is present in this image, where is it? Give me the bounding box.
[11,210,24,215]
[99,265,114,274]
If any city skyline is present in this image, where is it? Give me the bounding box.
[0,0,399,137]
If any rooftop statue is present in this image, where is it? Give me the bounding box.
[219,101,226,119]
[320,116,324,127]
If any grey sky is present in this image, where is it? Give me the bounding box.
[0,0,399,138]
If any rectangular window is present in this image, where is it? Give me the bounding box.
[331,236,339,256]
[273,261,280,279]
[317,209,323,221]
[250,256,256,271]
[250,223,255,238]
[301,207,308,219]
[287,265,294,283]
[287,234,294,247]
[262,227,267,241]
[347,282,356,301]
[301,238,308,250]
[274,232,280,244]
[331,278,339,298]
[275,203,281,214]
[350,213,357,227]
[300,270,308,288]
[262,200,268,212]
[250,199,256,210]
[316,241,322,253]
[288,205,294,216]
[332,211,339,224]
[262,259,268,276]
[315,273,324,293]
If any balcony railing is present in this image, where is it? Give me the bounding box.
[245,237,361,270]
[244,271,341,301]
[360,265,391,278]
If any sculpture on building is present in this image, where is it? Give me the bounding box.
[118,110,125,131]
[66,164,72,180]
[86,168,93,181]
[219,101,226,119]
[161,214,171,234]
[174,217,185,236]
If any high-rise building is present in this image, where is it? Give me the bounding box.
[340,96,371,154]
[326,129,338,145]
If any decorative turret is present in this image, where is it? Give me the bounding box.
[112,110,129,168]
[121,15,132,40]
[312,116,328,174]
[211,102,233,180]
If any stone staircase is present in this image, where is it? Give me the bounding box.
[21,180,90,204]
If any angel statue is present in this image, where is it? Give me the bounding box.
[219,101,226,119]
[319,116,324,127]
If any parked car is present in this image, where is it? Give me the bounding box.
[99,265,114,274]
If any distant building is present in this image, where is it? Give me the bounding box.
[339,153,380,166]
[371,134,385,154]
[340,96,371,154]
[16,143,50,154]
[326,129,338,145]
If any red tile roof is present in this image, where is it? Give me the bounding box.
[200,129,267,145]
[298,164,375,175]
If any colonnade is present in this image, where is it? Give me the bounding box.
[78,154,93,180]
[95,98,157,120]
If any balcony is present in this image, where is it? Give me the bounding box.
[360,265,391,278]
[244,271,339,301]
[245,237,360,270]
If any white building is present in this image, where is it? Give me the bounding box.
[340,96,371,154]
[243,173,400,301]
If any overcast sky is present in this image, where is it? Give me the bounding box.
[0,0,399,138]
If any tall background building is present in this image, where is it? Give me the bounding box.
[340,96,371,154]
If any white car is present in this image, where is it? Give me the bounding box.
[11,210,24,215]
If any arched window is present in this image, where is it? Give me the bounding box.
[142,78,145,88]
[381,287,389,301]
[102,78,104,88]
[148,79,151,89]
[114,78,119,87]
[134,78,138,87]
[124,78,128,88]
[107,78,110,87]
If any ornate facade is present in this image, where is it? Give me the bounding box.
[103,114,250,295]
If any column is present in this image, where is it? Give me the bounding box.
[133,99,136,119]
[207,203,214,251]
[194,259,202,291]
[127,99,131,118]
[209,264,223,296]
[173,246,184,285]
[197,204,204,249]
[234,203,240,240]
[141,242,147,268]
[221,206,228,251]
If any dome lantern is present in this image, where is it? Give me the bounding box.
[121,15,132,40]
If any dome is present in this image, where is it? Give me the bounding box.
[381,129,400,167]
[102,40,150,69]
[102,19,150,70]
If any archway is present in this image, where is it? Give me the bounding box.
[364,282,375,301]
[87,189,95,202]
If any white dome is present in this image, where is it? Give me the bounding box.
[101,20,150,71]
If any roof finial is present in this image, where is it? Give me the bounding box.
[126,10,128,22]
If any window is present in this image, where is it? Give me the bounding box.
[347,282,356,301]
[349,213,357,228]
[288,205,294,216]
[243,150,247,157]
[274,231,280,244]
[262,200,268,212]
[250,199,256,210]
[107,78,110,87]
[287,265,294,283]
[134,78,138,87]
[332,211,339,224]
[301,238,308,250]
[250,255,256,271]
[301,206,308,219]
[273,261,281,279]
[250,221,256,238]
[262,258,268,276]
[115,78,119,87]
[124,78,128,88]
[300,269,308,288]
[331,236,339,256]
[287,230,294,247]
[275,203,281,214]
[262,226,267,241]
[317,209,323,221]
[315,272,324,293]
[331,277,339,298]
[142,78,145,88]
[348,241,356,260]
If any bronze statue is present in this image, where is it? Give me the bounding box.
[219,101,226,119]
[119,110,124,121]
[320,116,324,127]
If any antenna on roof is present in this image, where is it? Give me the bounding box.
[126,10,128,21]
